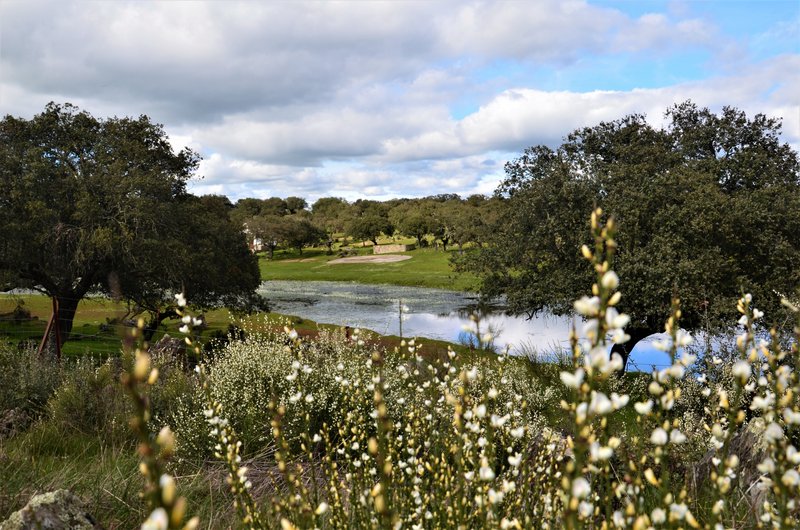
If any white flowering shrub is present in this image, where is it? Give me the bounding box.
[126,210,799,530]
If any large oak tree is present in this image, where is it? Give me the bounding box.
[0,103,261,342]
[462,102,800,369]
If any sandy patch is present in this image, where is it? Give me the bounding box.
[328,254,412,264]
[282,258,319,262]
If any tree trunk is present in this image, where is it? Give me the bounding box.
[143,308,179,342]
[268,245,275,260]
[55,294,80,343]
[612,327,657,372]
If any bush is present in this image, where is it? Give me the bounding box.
[0,345,61,421]
[46,358,132,444]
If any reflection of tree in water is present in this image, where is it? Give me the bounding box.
[456,298,506,353]
[455,298,506,320]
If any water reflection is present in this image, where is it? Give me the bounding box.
[258,280,674,370]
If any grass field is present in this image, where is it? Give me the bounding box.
[260,242,478,292]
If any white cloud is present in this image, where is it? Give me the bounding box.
[1,1,797,201]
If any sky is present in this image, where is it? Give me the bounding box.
[1,0,798,203]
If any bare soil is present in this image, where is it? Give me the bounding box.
[327,254,412,264]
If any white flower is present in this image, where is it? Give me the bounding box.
[560,368,585,389]
[651,508,666,524]
[670,503,688,520]
[610,329,630,344]
[751,393,775,410]
[634,400,653,415]
[670,429,687,444]
[588,347,610,370]
[607,353,624,372]
[487,488,504,504]
[781,469,800,487]
[605,307,630,329]
[174,292,186,308]
[611,393,629,410]
[479,463,495,481]
[572,477,591,499]
[142,508,169,530]
[579,501,594,519]
[576,402,588,424]
[783,408,800,425]
[589,391,613,416]
[574,296,601,316]
[680,353,697,366]
[764,423,783,442]
[590,442,613,461]
[475,404,487,418]
[648,381,664,395]
[650,428,668,446]
[179,324,189,334]
[675,329,693,347]
[786,445,800,464]
[491,414,508,427]
[732,360,752,380]
[508,453,522,467]
[757,458,775,473]
[315,502,329,515]
[601,270,619,290]
[510,426,525,439]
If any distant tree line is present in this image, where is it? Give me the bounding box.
[233,193,504,257]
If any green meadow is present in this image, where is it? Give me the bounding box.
[259,237,477,291]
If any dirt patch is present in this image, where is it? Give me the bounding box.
[328,254,412,264]
[281,258,319,262]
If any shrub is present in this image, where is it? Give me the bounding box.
[0,344,61,423]
[46,358,132,444]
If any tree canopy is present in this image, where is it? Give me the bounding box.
[461,102,800,369]
[0,103,262,341]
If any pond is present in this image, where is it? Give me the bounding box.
[258,280,675,370]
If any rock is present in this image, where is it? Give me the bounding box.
[0,408,32,440]
[0,490,103,530]
[689,418,770,508]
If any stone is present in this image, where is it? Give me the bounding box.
[0,490,103,530]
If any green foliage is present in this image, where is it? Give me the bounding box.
[0,103,261,341]
[464,101,800,367]
[0,344,61,419]
[347,214,393,246]
[46,359,132,444]
[311,196,349,235]
[280,216,327,254]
